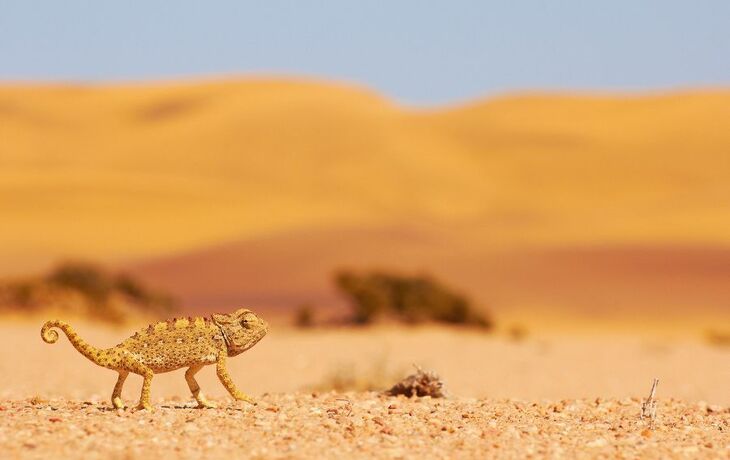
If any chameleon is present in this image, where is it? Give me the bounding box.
[40,308,268,410]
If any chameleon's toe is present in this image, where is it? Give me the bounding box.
[112,397,126,410]
[195,394,217,409]
[134,402,154,411]
[235,394,257,405]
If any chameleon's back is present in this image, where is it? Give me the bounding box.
[119,317,225,373]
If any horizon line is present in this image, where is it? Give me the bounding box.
[1,73,728,109]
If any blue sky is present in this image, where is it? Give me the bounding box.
[1,1,728,105]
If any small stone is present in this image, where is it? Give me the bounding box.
[586,438,607,448]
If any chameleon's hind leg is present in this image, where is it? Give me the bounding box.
[124,358,154,411]
[216,351,255,405]
[111,370,129,409]
[185,364,217,409]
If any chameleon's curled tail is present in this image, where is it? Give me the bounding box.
[41,320,107,366]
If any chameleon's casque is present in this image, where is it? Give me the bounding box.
[41,308,268,410]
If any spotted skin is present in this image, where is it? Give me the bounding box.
[41,308,268,411]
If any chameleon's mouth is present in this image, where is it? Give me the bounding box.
[239,325,267,353]
[254,325,267,344]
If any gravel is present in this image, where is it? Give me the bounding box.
[1,393,728,459]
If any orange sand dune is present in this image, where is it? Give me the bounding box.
[1,78,729,322]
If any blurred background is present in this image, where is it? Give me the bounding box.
[1,1,729,402]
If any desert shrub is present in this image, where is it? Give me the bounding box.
[335,272,389,324]
[0,261,177,323]
[705,330,730,347]
[47,261,113,302]
[334,270,492,328]
[115,273,176,313]
[507,324,529,341]
[115,274,148,301]
[294,304,315,328]
[9,281,35,307]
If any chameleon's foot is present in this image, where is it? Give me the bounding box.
[112,397,126,410]
[195,393,217,409]
[234,393,257,406]
[134,402,153,412]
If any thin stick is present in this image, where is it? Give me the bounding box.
[640,378,659,427]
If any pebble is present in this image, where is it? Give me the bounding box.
[0,395,728,459]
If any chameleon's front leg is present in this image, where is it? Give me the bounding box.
[111,371,128,409]
[136,368,154,411]
[215,351,255,405]
[185,364,217,409]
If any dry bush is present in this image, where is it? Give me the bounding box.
[294,304,315,328]
[334,269,492,329]
[386,365,448,398]
[114,273,176,312]
[47,262,113,303]
[507,324,529,342]
[0,261,177,323]
[705,330,730,347]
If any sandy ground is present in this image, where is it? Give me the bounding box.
[2,394,728,459]
[1,320,730,458]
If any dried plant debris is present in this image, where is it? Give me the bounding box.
[386,365,448,398]
[641,378,659,427]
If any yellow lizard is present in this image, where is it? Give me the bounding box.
[41,308,268,410]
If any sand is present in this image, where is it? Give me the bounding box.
[2,321,730,458]
[3,321,729,403]
[2,395,728,459]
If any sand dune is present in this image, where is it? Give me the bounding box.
[2,79,729,322]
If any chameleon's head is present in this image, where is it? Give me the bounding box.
[212,308,268,357]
